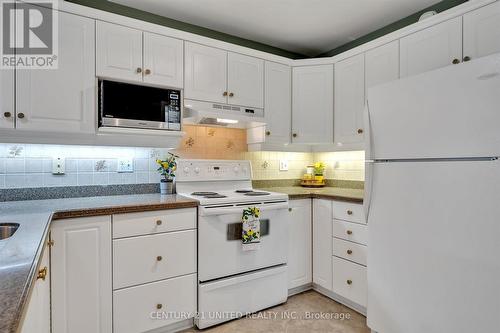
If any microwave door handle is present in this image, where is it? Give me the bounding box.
[199,202,289,216]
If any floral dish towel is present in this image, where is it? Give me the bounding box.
[242,207,261,251]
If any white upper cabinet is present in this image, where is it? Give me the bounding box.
[51,216,112,333]
[96,21,143,82]
[185,42,227,103]
[264,61,291,144]
[292,65,333,144]
[288,199,312,290]
[0,68,14,129]
[334,53,365,144]
[227,53,264,108]
[365,40,400,91]
[463,1,500,61]
[16,10,95,134]
[400,16,462,78]
[143,32,184,88]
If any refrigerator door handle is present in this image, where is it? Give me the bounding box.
[364,161,374,222]
[364,101,373,162]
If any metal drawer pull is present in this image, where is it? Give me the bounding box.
[3,112,11,118]
[156,220,162,226]
[347,279,353,285]
[347,249,353,255]
[37,267,47,281]
[145,69,151,75]
[156,304,162,310]
[136,67,142,73]
[346,230,353,235]
[156,256,163,261]
[347,210,353,215]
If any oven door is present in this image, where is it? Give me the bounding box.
[198,201,289,282]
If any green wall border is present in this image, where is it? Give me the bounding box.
[318,0,468,58]
[66,0,306,59]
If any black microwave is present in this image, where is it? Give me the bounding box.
[98,80,182,131]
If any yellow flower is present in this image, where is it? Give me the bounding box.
[248,230,254,236]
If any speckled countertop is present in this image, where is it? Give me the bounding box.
[0,194,198,333]
[256,186,364,203]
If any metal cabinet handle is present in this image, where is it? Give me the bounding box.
[37,267,48,281]
[346,230,353,235]
[17,113,25,119]
[347,249,353,255]
[292,133,298,138]
[156,304,162,310]
[265,131,271,136]
[223,91,228,96]
[463,56,471,62]
[346,279,353,285]
[156,256,163,261]
[3,112,11,118]
[229,92,234,97]
[288,208,292,212]
[156,220,162,226]
[347,210,353,215]
[145,69,151,75]
[452,59,460,65]
[136,67,142,73]
[357,128,364,134]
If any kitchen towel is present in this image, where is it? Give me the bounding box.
[242,207,261,251]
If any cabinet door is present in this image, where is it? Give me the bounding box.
[365,41,400,92]
[51,216,112,333]
[184,42,227,103]
[313,199,333,291]
[96,21,143,82]
[463,1,500,61]
[292,65,334,144]
[143,32,183,88]
[288,199,312,289]
[0,68,14,129]
[19,245,50,333]
[16,11,95,134]
[400,17,462,78]
[264,61,291,144]
[227,52,264,108]
[334,54,365,144]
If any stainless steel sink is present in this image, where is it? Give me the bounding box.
[0,223,20,240]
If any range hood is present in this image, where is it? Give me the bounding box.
[183,99,265,129]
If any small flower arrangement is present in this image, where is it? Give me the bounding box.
[156,153,178,182]
[313,162,326,176]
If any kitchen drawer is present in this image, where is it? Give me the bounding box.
[113,208,196,239]
[333,238,367,266]
[333,219,367,245]
[332,201,365,224]
[113,274,197,333]
[113,230,196,289]
[332,257,367,307]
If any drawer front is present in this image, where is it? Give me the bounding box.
[332,257,367,307]
[113,230,196,289]
[113,208,196,238]
[332,201,365,224]
[114,274,197,333]
[333,220,367,245]
[333,238,367,266]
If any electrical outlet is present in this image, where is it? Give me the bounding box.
[52,157,65,175]
[117,158,134,173]
[279,159,289,171]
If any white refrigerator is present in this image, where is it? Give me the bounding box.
[365,53,500,333]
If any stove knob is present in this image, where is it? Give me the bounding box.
[183,167,190,174]
[233,166,239,173]
[194,167,200,174]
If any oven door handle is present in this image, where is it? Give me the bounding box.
[199,202,289,216]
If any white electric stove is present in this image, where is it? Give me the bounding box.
[176,159,289,329]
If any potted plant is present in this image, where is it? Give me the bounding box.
[313,162,326,182]
[156,153,178,195]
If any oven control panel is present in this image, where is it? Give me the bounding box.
[176,159,252,181]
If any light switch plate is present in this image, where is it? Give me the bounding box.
[118,158,134,173]
[279,159,289,171]
[52,157,65,175]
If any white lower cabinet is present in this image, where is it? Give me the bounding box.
[287,199,312,289]
[113,274,197,333]
[51,216,112,333]
[332,257,367,308]
[312,199,333,290]
[19,244,50,333]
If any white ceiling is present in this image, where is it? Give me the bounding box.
[110,0,441,57]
